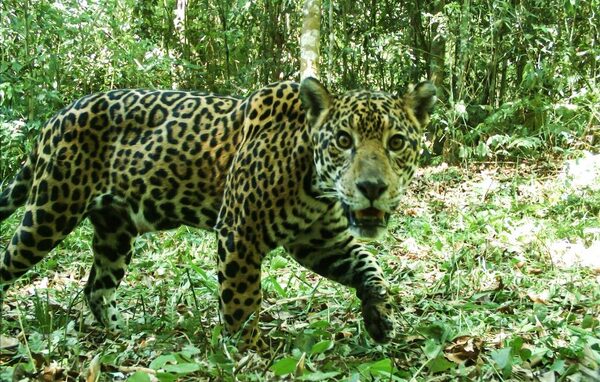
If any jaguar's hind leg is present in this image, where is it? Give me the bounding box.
[0,153,34,221]
[85,200,137,332]
[1,204,84,301]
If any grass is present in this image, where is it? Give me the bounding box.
[1,155,599,381]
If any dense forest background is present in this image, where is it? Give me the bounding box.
[1,0,598,181]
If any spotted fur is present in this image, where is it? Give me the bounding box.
[0,78,435,350]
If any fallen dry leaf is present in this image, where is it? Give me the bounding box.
[444,336,483,365]
[295,352,306,377]
[40,363,65,382]
[86,354,102,382]
[334,331,354,340]
[0,334,19,350]
[489,332,511,347]
[527,290,551,304]
[537,371,556,382]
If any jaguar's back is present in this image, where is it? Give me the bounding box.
[0,88,246,330]
[1,89,244,232]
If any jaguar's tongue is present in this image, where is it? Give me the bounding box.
[343,204,390,238]
[355,207,385,220]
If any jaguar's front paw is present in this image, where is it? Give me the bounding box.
[236,327,269,353]
[104,306,125,334]
[361,299,395,343]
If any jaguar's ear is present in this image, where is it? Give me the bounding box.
[300,77,332,124]
[404,81,437,127]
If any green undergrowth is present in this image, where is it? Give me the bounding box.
[1,154,599,381]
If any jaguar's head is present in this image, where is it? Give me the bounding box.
[300,77,436,238]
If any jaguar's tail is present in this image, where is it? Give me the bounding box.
[0,152,35,222]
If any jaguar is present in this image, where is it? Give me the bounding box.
[0,77,435,350]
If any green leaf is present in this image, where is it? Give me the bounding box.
[518,347,532,361]
[11,62,22,72]
[271,357,298,376]
[271,254,288,270]
[365,358,393,375]
[418,322,451,343]
[208,351,232,365]
[163,363,201,374]
[309,320,330,329]
[510,336,524,353]
[150,354,177,370]
[265,276,287,297]
[582,314,597,329]
[491,347,513,377]
[127,371,152,382]
[423,338,442,359]
[550,359,566,374]
[155,372,178,382]
[310,339,333,355]
[180,345,202,358]
[491,347,512,369]
[427,355,454,373]
[211,325,223,348]
[298,371,341,381]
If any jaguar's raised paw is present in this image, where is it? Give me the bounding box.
[100,307,126,335]
[361,300,395,343]
[234,327,270,353]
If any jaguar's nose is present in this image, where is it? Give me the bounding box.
[356,180,388,201]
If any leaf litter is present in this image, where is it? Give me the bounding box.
[1,156,599,381]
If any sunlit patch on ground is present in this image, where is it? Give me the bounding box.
[550,152,600,272]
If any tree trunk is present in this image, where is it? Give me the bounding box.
[429,0,447,156]
[217,2,230,81]
[300,0,321,79]
[327,0,333,84]
[409,0,425,83]
[174,0,188,55]
[498,57,508,104]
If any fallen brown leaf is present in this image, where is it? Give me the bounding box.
[86,354,101,382]
[444,336,483,365]
[527,290,550,304]
[295,352,306,377]
[40,363,65,382]
[334,331,354,340]
[527,268,543,275]
[0,334,19,350]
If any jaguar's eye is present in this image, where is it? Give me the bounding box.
[388,134,406,151]
[336,131,353,150]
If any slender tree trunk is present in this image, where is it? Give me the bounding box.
[300,0,321,79]
[455,0,471,101]
[409,0,426,83]
[341,1,350,86]
[498,57,508,104]
[174,0,187,54]
[217,2,230,81]
[327,0,333,84]
[430,0,446,91]
[173,0,188,86]
[429,0,447,156]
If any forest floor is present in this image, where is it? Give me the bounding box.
[1,154,599,382]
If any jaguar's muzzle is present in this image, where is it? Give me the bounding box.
[343,204,390,238]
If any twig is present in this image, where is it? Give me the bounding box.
[117,365,157,374]
[186,268,201,310]
[261,342,284,379]
[15,302,35,371]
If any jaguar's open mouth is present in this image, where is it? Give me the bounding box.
[343,204,390,238]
